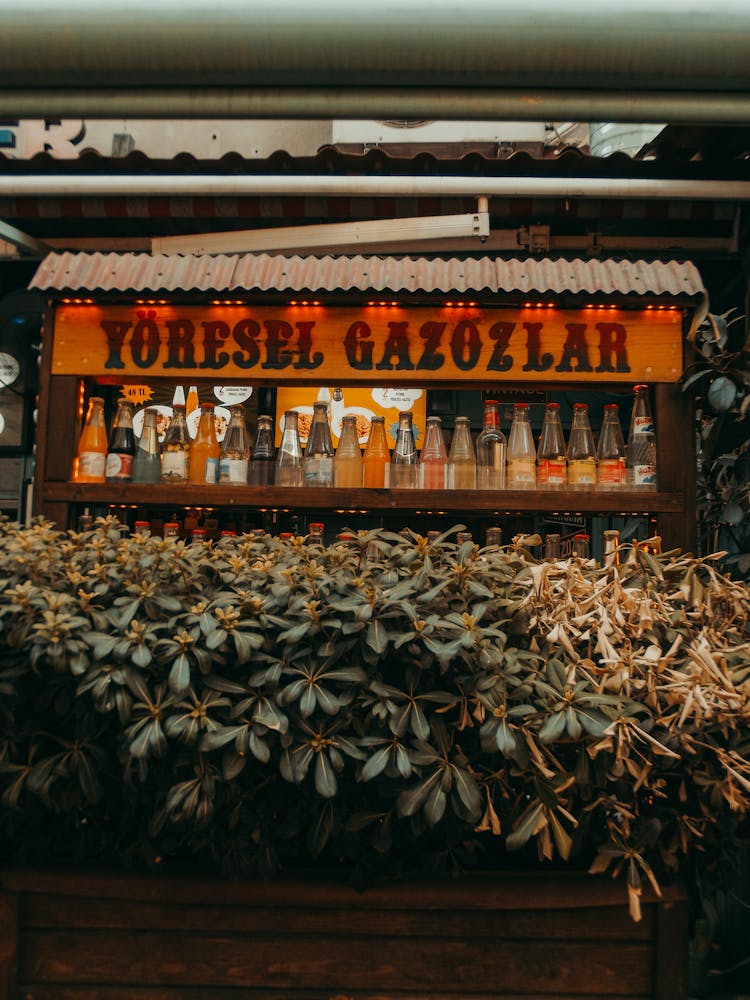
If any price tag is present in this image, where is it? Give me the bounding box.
[120,385,154,404]
[214,386,253,405]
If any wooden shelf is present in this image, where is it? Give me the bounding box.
[43,481,685,515]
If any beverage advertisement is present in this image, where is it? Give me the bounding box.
[274,386,427,447]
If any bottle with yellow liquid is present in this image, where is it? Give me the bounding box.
[188,403,220,484]
[73,396,107,483]
[448,416,476,489]
[334,414,363,487]
[567,403,597,487]
[507,403,536,488]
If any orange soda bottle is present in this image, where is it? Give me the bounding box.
[362,415,390,488]
[188,403,220,484]
[73,396,107,482]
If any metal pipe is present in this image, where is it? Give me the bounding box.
[1,175,750,200]
[0,89,750,124]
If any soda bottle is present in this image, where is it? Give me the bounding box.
[248,414,276,486]
[362,415,390,488]
[420,415,448,489]
[161,404,190,482]
[476,399,507,490]
[627,385,657,488]
[448,416,476,489]
[219,405,250,484]
[536,402,567,487]
[597,403,627,487]
[73,395,107,483]
[572,533,591,559]
[334,413,363,487]
[307,521,325,544]
[391,411,419,488]
[603,529,621,567]
[276,410,304,487]
[485,526,502,547]
[304,400,335,486]
[105,399,136,483]
[544,533,562,560]
[188,403,220,484]
[132,407,162,483]
[186,385,200,425]
[567,403,597,486]
[507,403,536,488]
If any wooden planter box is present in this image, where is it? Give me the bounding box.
[0,869,688,1000]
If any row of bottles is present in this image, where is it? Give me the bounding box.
[73,387,657,491]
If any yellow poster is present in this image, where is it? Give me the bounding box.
[274,386,427,447]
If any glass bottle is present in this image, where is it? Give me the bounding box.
[597,403,627,487]
[77,506,94,531]
[334,413,363,488]
[304,400,335,486]
[485,526,502,547]
[276,410,304,487]
[476,399,507,490]
[420,416,448,489]
[188,403,220,484]
[544,533,562,561]
[73,395,107,483]
[391,411,419,489]
[627,384,657,488]
[506,403,536,488]
[132,407,162,483]
[186,384,200,425]
[448,416,476,489]
[249,414,275,486]
[572,533,591,559]
[307,521,325,544]
[105,399,136,483]
[603,529,621,567]
[219,405,250,484]
[537,402,567,487]
[362,415,390,488]
[567,403,597,487]
[161,404,190,482]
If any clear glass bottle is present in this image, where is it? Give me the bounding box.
[506,403,536,488]
[73,395,107,483]
[567,403,597,487]
[597,403,627,487]
[105,399,135,483]
[627,384,657,488]
[544,533,562,561]
[391,411,419,488]
[276,410,304,487]
[188,403,220,484]
[161,404,190,482]
[248,414,275,486]
[334,413,363,488]
[420,415,448,489]
[476,399,507,490]
[132,407,162,483]
[485,526,502,547]
[448,416,476,489]
[307,521,325,544]
[219,405,250,484]
[536,402,567,487]
[572,533,591,559]
[77,506,94,531]
[362,415,390,488]
[304,400,335,486]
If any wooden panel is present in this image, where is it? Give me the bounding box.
[654,383,696,553]
[655,897,690,1000]
[22,930,653,995]
[51,303,684,385]
[0,891,17,1000]
[16,989,652,1000]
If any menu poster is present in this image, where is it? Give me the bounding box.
[274,387,427,447]
[116,383,257,443]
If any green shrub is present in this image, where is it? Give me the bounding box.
[0,516,748,918]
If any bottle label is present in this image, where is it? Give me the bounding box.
[203,457,219,484]
[105,453,133,480]
[597,458,625,485]
[507,459,536,487]
[304,456,333,485]
[77,452,106,479]
[568,459,597,485]
[633,415,655,435]
[537,459,566,486]
[162,451,188,480]
[633,464,657,486]
[219,458,249,484]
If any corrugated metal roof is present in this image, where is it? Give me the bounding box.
[29,252,706,300]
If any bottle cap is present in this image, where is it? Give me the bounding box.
[573,402,589,410]
[545,402,560,410]
[309,522,325,530]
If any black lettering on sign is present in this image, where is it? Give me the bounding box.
[262,319,294,370]
[101,320,131,370]
[199,320,231,369]
[416,321,446,370]
[293,321,324,370]
[232,318,261,369]
[521,322,554,372]
[556,323,593,373]
[450,320,481,371]
[487,321,514,372]
[376,321,415,371]
[595,322,631,373]
[130,315,160,369]
[344,321,374,370]
[164,318,196,368]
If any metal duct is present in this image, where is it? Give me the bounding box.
[0,1,750,122]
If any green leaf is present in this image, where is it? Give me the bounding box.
[506,801,544,851]
[366,620,388,655]
[169,654,191,695]
[131,643,151,668]
[314,752,337,798]
[424,780,447,826]
[361,745,391,781]
[539,711,567,744]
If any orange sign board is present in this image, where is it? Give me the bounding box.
[51,303,684,384]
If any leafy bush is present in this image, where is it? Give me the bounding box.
[0,517,749,919]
